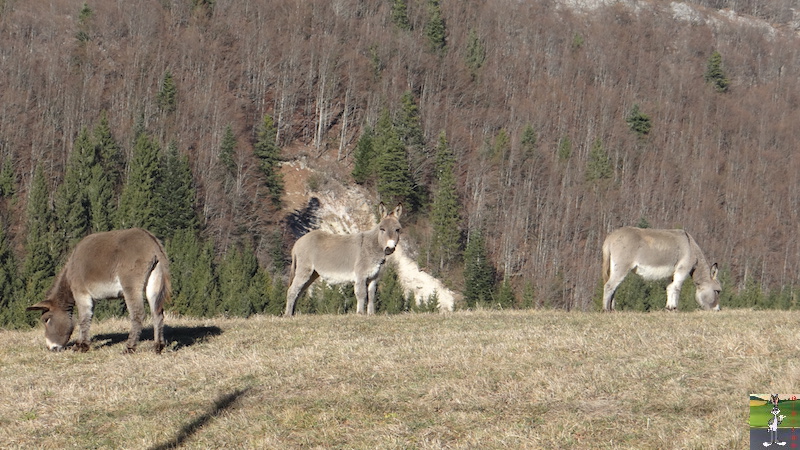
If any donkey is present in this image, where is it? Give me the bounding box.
[285,203,402,316]
[601,226,720,311]
[27,228,171,353]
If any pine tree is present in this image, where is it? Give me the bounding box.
[496,277,516,309]
[557,136,572,161]
[0,156,15,198]
[378,265,407,314]
[520,125,537,162]
[626,104,652,137]
[153,142,197,240]
[463,229,495,308]
[54,127,93,254]
[166,229,219,317]
[465,29,486,75]
[218,241,260,317]
[586,138,613,182]
[390,0,411,31]
[424,0,446,53]
[430,132,461,272]
[158,70,178,113]
[89,113,121,232]
[704,50,730,93]
[117,132,161,230]
[374,110,414,207]
[219,124,237,175]
[396,91,428,186]
[0,221,22,328]
[351,127,376,184]
[253,114,284,207]
[21,166,56,327]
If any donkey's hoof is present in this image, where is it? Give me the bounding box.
[122,347,137,354]
[73,342,90,352]
[154,343,165,354]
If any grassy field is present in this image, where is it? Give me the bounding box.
[1,309,797,449]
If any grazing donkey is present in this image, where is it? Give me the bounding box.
[602,227,720,311]
[27,228,171,353]
[285,203,402,316]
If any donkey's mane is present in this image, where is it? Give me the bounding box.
[684,231,713,283]
[46,266,75,311]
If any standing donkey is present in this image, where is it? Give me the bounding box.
[285,203,402,316]
[602,226,721,311]
[27,228,171,353]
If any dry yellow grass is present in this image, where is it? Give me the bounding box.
[0,309,795,449]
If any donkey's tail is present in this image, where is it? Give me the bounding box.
[601,239,611,283]
[154,256,172,315]
[288,248,297,284]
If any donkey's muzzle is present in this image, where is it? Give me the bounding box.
[384,247,396,255]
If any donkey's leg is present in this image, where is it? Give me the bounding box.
[665,271,688,310]
[355,279,368,314]
[146,269,166,354]
[74,293,94,352]
[602,270,627,311]
[122,286,145,353]
[285,269,317,316]
[366,278,378,315]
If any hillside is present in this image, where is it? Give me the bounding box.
[1,0,800,310]
[2,309,790,447]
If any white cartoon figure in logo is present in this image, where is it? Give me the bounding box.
[764,394,787,447]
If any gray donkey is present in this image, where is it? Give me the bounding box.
[285,203,402,316]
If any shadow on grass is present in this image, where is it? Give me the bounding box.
[149,387,252,450]
[92,325,223,351]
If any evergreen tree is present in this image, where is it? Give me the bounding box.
[465,29,486,75]
[75,2,92,43]
[396,91,428,186]
[557,136,572,161]
[520,125,537,162]
[378,265,407,314]
[218,241,260,317]
[390,0,411,31]
[166,229,219,317]
[89,113,121,232]
[253,114,284,207]
[463,229,495,308]
[424,0,446,53]
[374,110,415,207]
[0,221,22,327]
[430,132,461,272]
[153,142,197,240]
[586,138,613,182]
[54,127,93,254]
[626,104,652,137]
[21,166,56,327]
[351,127,376,184]
[0,156,15,197]
[219,124,237,175]
[117,132,161,230]
[521,281,535,308]
[704,50,730,93]
[496,277,516,309]
[157,70,178,113]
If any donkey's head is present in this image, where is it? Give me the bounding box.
[27,300,74,351]
[378,203,403,255]
[695,263,721,311]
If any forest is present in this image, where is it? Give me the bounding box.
[1,0,800,327]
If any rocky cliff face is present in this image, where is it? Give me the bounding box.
[282,160,456,311]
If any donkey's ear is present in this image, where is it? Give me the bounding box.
[27,300,52,313]
[710,263,718,280]
[378,202,387,218]
[393,203,403,219]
